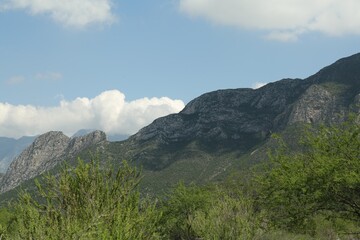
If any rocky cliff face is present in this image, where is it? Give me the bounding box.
[131,53,360,165]
[133,79,308,145]
[0,131,106,193]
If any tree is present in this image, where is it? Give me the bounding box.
[256,119,360,233]
[190,189,261,240]
[160,182,213,239]
[10,158,163,239]
[160,182,262,240]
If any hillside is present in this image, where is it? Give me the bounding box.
[0,53,359,198]
[108,53,360,191]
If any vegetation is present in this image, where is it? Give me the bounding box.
[0,120,359,239]
[3,159,163,239]
[256,119,360,234]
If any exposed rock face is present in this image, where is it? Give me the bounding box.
[133,79,308,146]
[132,53,360,154]
[289,84,335,124]
[0,131,106,193]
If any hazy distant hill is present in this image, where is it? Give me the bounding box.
[1,53,359,198]
[72,129,129,142]
[0,136,36,173]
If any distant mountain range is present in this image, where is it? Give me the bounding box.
[0,53,359,198]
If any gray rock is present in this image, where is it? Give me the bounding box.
[0,130,106,193]
[131,54,360,152]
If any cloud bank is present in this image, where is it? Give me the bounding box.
[1,0,115,28]
[179,0,360,41]
[0,90,185,138]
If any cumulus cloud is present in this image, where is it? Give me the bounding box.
[179,0,360,41]
[0,90,185,138]
[0,0,116,28]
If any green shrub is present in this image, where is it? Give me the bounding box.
[160,182,212,239]
[256,119,360,234]
[190,191,261,240]
[9,158,163,239]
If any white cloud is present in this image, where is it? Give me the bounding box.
[1,0,116,28]
[252,82,267,89]
[179,0,360,41]
[5,75,25,85]
[0,90,185,138]
[35,72,62,81]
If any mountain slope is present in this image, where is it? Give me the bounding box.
[110,53,360,191]
[0,131,106,193]
[0,53,359,196]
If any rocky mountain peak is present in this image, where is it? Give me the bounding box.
[67,130,106,155]
[132,54,360,164]
[309,53,360,88]
[132,78,309,148]
[0,130,106,193]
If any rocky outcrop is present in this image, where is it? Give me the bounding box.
[289,84,336,124]
[131,53,360,158]
[133,79,308,146]
[0,131,106,193]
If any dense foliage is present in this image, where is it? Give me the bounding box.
[4,159,163,239]
[256,119,360,234]
[0,120,359,239]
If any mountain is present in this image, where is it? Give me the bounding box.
[0,136,36,173]
[71,129,96,138]
[107,134,130,142]
[72,129,129,142]
[0,131,106,193]
[0,53,359,197]
[112,53,360,191]
[133,52,360,151]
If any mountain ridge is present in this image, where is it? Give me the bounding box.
[0,130,106,193]
[0,52,359,196]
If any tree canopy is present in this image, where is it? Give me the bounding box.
[257,119,360,233]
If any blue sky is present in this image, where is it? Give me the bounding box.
[1,0,360,138]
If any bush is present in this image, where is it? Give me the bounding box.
[190,190,261,240]
[161,182,263,240]
[9,158,163,239]
[160,182,212,239]
[256,119,360,234]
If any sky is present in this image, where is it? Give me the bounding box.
[1,0,360,138]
